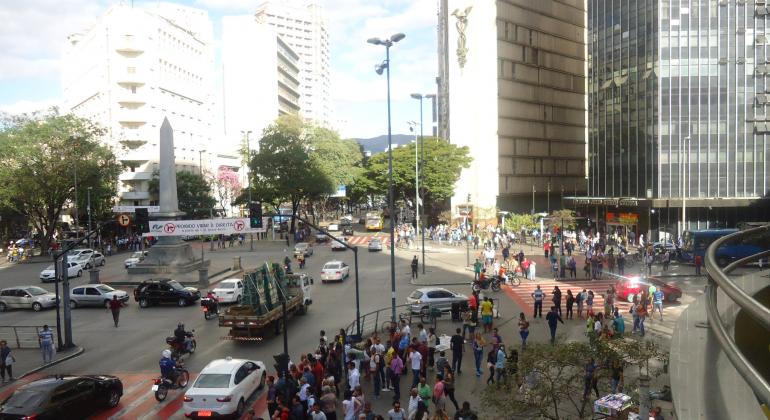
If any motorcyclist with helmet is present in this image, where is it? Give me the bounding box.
[159,349,178,383]
[174,323,193,352]
[203,291,219,315]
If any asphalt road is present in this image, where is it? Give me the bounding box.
[0,230,434,415]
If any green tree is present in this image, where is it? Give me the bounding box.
[0,112,121,252]
[242,115,335,233]
[148,171,216,219]
[504,213,539,232]
[306,128,363,220]
[359,137,471,220]
[481,338,668,419]
[550,209,578,230]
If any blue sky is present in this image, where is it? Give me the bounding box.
[0,0,438,139]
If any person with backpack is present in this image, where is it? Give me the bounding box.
[576,289,586,319]
[568,256,577,278]
[369,348,382,399]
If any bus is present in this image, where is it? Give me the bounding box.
[681,228,767,267]
[365,211,384,231]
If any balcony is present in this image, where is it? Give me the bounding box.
[120,191,150,201]
[116,92,146,106]
[116,109,148,125]
[115,37,145,54]
[119,171,152,182]
[117,130,148,147]
[119,150,150,163]
[115,68,146,86]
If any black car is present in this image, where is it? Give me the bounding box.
[342,225,354,236]
[0,375,122,419]
[133,278,200,308]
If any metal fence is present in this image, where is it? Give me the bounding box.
[704,224,770,411]
[0,325,57,349]
[344,297,504,340]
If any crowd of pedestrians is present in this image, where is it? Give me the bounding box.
[266,327,482,420]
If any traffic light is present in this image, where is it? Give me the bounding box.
[249,201,262,228]
[135,208,149,234]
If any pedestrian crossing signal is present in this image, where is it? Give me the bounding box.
[249,201,262,228]
[135,208,149,234]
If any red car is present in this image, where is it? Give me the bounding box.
[614,276,682,303]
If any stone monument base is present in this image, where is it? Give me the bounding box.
[127,241,209,274]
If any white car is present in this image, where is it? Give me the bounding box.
[72,252,106,269]
[124,251,148,268]
[210,279,244,304]
[341,214,353,223]
[40,261,82,282]
[293,242,314,257]
[328,223,340,232]
[331,237,348,251]
[368,238,383,252]
[183,357,266,418]
[321,261,350,283]
[69,248,94,259]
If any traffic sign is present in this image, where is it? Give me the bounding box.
[117,214,131,227]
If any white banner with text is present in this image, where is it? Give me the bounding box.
[143,217,269,236]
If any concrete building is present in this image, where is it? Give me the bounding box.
[443,0,588,222]
[62,3,217,206]
[566,0,770,241]
[254,0,332,127]
[221,15,301,149]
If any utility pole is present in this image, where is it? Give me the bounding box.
[547,181,551,214]
[242,130,254,252]
[681,136,690,238]
[61,251,74,348]
[86,187,92,249]
[532,185,536,214]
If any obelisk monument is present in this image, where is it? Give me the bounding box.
[128,117,207,274]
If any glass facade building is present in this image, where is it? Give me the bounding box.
[588,0,770,200]
[578,0,770,237]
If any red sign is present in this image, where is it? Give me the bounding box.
[163,223,176,234]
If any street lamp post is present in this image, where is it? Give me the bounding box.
[411,92,432,274]
[86,187,92,249]
[681,136,690,238]
[198,149,206,176]
[531,185,536,214]
[369,33,406,323]
[242,130,254,252]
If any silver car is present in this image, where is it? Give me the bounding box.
[70,284,129,308]
[293,242,314,257]
[72,252,106,269]
[368,238,383,252]
[0,286,58,312]
[406,287,468,314]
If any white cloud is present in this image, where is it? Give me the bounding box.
[192,0,258,13]
[0,98,61,115]
[0,0,107,81]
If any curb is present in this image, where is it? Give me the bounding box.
[18,346,85,379]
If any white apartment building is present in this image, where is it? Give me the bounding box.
[254,1,332,127]
[62,3,217,206]
[221,15,301,149]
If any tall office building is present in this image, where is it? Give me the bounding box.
[444,0,588,222]
[254,1,332,127]
[62,3,216,206]
[569,0,770,240]
[222,16,301,147]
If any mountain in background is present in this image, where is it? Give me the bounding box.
[354,134,414,154]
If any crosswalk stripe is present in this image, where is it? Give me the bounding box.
[501,280,633,313]
[1,371,270,419]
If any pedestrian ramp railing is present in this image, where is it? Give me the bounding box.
[704,224,770,415]
[0,325,58,349]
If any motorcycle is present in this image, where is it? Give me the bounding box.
[472,276,502,293]
[201,297,219,320]
[152,364,190,401]
[165,330,197,360]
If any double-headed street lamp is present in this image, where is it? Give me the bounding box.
[410,93,435,275]
[241,130,254,252]
[368,32,405,323]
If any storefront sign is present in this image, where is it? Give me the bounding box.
[112,206,160,213]
[143,217,268,237]
[606,212,639,225]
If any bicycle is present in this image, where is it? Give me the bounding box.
[380,311,412,334]
[419,306,441,330]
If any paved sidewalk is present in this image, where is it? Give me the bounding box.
[0,345,84,389]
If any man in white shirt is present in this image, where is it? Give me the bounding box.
[347,361,360,389]
[407,388,420,417]
[418,324,428,345]
[400,320,411,338]
[388,401,406,420]
[408,346,422,389]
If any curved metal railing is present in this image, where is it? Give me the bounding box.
[704,224,770,410]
